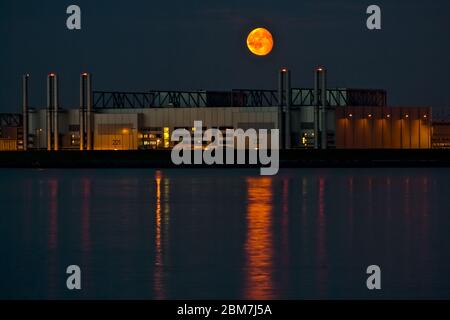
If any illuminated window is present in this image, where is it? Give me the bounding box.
[302,137,307,145]
[163,127,170,148]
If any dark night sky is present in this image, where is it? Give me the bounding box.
[1,0,449,111]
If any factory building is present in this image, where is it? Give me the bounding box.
[431,120,450,149]
[0,68,436,151]
[336,106,431,149]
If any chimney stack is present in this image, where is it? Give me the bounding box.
[314,67,328,149]
[47,74,54,151]
[80,73,88,150]
[22,74,29,151]
[278,68,291,149]
[86,73,93,150]
[53,74,59,151]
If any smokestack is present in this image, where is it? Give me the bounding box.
[278,68,291,149]
[22,74,29,151]
[284,69,291,149]
[53,74,59,151]
[314,67,327,149]
[278,70,284,148]
[80,73,87,150]
[47,74,54,151]
[314,69,320,149]
[86,73,93,150]
[321,68,327,149]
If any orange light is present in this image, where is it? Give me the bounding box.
[348,113,353,118]
[423,115,427,118]
[122,129,129,134]
[386,114,391,118]
[405,114,409,118]
[368,114,372,118]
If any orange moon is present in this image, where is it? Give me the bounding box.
[246,28,274,56]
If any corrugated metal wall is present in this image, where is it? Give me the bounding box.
[336,106,431,149]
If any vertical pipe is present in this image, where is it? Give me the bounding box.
[47,74,54,151]
[53,75,59,151]
[278,69,284,149]
[284,69,291,149]
[22,74,29,151]
[321,68,327,149]
[86,74,93,150]
[80,74,86,150]
[314,69,320,149]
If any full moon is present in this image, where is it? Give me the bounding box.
[246,28,274,56]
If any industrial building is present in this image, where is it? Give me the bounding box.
[0,68,438,151]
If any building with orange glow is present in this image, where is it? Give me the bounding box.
[336,106,432,149]
[0,69,442,151]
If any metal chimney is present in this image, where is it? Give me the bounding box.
[47,74,55,151]
[320,68,327,149]
[314,69,320,149]
[80,73,87,150]
[22,74,29,151]
[314,67,328,149]
[278,68,291,149]
[86,73,93,150]
[53,74,59,151]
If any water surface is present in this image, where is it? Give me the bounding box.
[1,168,449,299]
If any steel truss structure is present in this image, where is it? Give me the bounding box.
[92,88,387,109]
[0,114,22,127]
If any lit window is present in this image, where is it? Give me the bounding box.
[163,127,170,148]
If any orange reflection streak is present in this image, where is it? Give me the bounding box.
[81,178,91,252]
[154,170,169,300]
[47,178,59,297]
[280,178,290,291]
[316,176,327,295]
[347,177,354,247]
[48,179,58,250]
[243,177,274,300]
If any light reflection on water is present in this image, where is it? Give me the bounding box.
[0,168,450,299]
[243,177,274,299]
